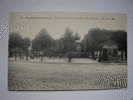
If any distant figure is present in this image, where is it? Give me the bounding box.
[67,52,73,63]
[68,56,72,63]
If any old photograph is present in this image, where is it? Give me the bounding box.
[8,12,127,90]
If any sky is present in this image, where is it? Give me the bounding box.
[9,12,127,40]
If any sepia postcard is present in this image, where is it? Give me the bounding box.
[8,12,127,91]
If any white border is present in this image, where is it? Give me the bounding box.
[0,0,133,100]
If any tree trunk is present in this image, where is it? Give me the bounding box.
[14,50,17,61]
[91,51,95,59]
[121,51,124,61]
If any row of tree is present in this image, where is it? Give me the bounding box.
[82,28,127,59]
[9,32,30,60]
[9,28,127,61]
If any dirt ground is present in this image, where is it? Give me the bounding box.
[8,59,127,91]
